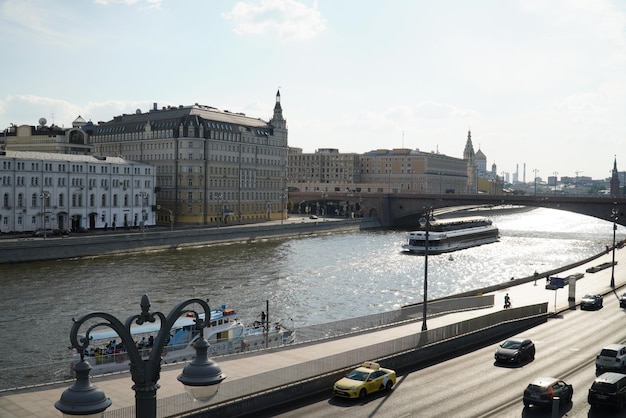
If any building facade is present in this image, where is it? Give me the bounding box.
[3,117,93,155]
[288,147,470,195]
[0,150,156,234]
[90,91,288,226]
[288,148,360,189]
[360,148,468,194]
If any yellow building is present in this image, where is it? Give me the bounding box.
[288,147,469,195]
[3,116,92,155]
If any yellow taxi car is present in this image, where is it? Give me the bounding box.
[333,361,396,399]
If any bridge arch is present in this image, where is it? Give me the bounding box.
[288,192,626,228]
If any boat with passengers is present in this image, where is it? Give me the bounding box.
[70,304,295,376]
[402,216,499,255]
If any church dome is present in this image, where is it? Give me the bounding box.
[475,149,487,161]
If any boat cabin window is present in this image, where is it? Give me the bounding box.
[209,330,230,343]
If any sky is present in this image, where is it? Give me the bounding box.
[1,0,625,181]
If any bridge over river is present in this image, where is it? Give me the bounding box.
[288,192,626,227]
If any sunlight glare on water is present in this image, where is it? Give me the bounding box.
[0,207,621,387]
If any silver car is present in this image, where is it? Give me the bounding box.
[596,344,626,373]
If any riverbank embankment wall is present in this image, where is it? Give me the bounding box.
[0,218,381,264]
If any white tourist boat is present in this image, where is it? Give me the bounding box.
[71,305,295,376]
[402,216,499,255]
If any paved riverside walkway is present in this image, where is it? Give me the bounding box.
[2,247,626,418]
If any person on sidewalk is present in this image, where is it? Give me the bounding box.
[504,293,511,309]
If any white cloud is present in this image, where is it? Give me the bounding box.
[0,95,150,127]
[1,95,78,127]
[413,102,478,120]
[223,0,326,41]
[552,92,605,113]
[94,0,162,8]
[0,0,75,47]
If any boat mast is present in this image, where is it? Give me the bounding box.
[266,299,270,348]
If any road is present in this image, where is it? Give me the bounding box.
[255,290,626,418]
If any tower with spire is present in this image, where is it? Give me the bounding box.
[269,89,289,199]
[463,130,477,193]
[610,157,621,198]
[270,90,287,131]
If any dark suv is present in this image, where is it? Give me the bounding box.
[588,372,626,410]
[523,377,573,408]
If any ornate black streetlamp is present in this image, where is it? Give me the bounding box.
[40,191,51,239]
[321,192,328,221]
[55,295,226,418]
[611,203,619,288]
[136,192,147,233]
[553,171,558,195]
[216,193,223,228]
[281,192,286,225]
[419,208,432,331]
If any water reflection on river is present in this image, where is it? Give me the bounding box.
[0,207,620,387]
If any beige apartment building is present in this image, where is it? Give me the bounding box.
[288,147,469,195]
[288,148,360,190]
[90,91,288,226]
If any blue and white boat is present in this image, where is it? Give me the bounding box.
[71,304,295,376]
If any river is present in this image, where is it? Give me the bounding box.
[0,207,621,388]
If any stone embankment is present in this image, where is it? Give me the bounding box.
[0,217,381,264]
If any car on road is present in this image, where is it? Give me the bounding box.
[309,215,318,219]
[596,344,626,373]
[620,293,626,308]
[581,293,603,310]
[31,229,53,237]
[588,372,626,410]
[494,338,535,365]
[52,228,71,237]
[523,377,573,409]
[333,361,396,399]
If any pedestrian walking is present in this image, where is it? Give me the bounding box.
[504,293,511,308]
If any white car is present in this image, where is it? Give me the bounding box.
[596,344,626,372]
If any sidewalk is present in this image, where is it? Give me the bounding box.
[2,247,624,418]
